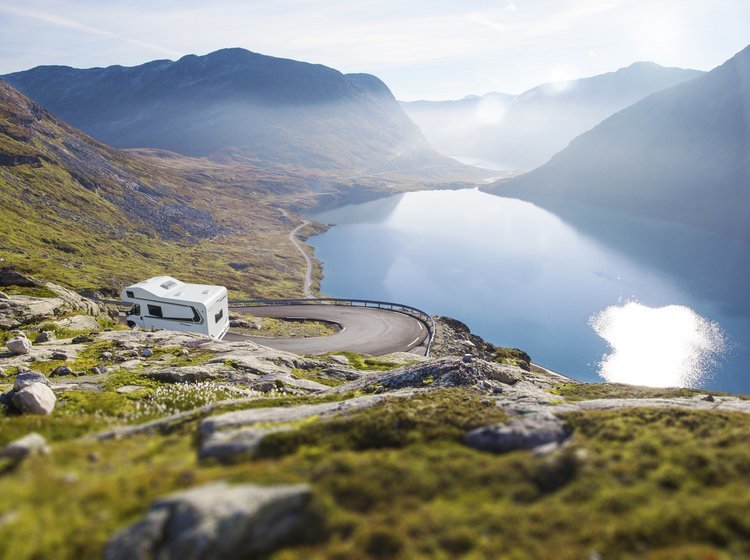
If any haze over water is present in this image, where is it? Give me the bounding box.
[310,189,749,392]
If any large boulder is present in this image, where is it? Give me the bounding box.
[104,482,313,560]
[54,314,100,332]
[6,335,32,355]
[465,413,570,454]
[13,371,51,390]
[10,383,56,415]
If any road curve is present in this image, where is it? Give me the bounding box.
[226,304,429,356]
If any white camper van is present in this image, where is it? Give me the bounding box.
[121,276,230,340]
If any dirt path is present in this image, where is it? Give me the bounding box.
[281,210,314,298]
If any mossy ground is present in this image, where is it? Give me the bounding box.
[3,387,750,559]
[550,382,749,401]
[234,316,337,338]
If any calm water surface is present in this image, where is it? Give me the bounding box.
[309,189,750,392]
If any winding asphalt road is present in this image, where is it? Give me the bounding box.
[226,304,429,356]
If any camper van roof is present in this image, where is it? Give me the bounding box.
[124,276,226,305]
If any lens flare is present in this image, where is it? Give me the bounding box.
[590,302,725,387]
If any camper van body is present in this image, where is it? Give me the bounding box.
[120,276,229,340]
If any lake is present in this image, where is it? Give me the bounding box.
[309,189,750,393]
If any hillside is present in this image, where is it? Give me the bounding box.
[3,48,475,179]
[0,79,317,297]
[402,63,702,171]
[485,44,750,245]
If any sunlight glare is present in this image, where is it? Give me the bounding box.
[590,302,725,387]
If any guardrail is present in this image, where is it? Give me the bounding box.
[93,296,436,356]
[230,298,436,357]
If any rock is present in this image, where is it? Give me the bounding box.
[180,348,189,356]
[13,371,51,390]
[35,331,56,343]
[55,315,100,332]
[10,383,57,415]
[0,432,49,463]
[92,366,107,375]
[0,291,8,300]
[0,366,5,377]
[0,268,42,287]
[142,348,153,358]
[51,365,74,377]
[328,354,350,366]
[104,482,312,560]
[101,351,113,360]
[6,336,32,355]
[462,353,473,363]
[251,381,278,393]
[702,394,716,402]
[116,385,146,394]
[72,334,93,344]
[10,329,25,336]
[465,413,570,454]
[51,350,68,361]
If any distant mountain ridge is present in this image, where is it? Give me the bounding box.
[402,62,703,170]
[3,48,461,175]
[485,44,750,244]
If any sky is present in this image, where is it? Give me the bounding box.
[0,0,748,101]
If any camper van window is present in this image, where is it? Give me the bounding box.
[147,304,163,318]
[129,304,141,316]
[214,309,224,323]
[126,291,134,299]
[160,280,177,290]
[191,307,202,323]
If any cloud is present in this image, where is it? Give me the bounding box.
[0,2,180,57]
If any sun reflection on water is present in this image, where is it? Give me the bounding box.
[590,302,726,388]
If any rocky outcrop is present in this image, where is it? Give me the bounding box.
[334,356,525,394]
[0,280,100,329]
[199,395,384,462]
[104,482,313,560]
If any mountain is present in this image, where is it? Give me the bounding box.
[402,63,703,170]
[2,48,468,177]
[485,44,750,245]
[0,79,318,296]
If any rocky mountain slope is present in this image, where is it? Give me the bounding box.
[0,79,326,297]
[3,48,474,178]
[2,284,750,558]
[402,63,701,171]
[486,44,750,245]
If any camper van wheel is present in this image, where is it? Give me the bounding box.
[127,321,136,328]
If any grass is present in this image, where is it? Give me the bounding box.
[4,391,750,558]
[550,382,750,402]
[319,351,400,371]
[234,316,337,338]
[0,285,57,298]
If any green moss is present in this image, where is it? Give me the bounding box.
[550,382,750,401]
[320,351,400,371]
[0,285,58,298]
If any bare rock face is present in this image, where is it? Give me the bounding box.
[10,382,56,415]
[6,335,32,355]
[465,413,570,454]
[0,432,49,463]
[104,482,313,560]
[335,356,524,394]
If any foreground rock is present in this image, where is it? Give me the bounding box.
[465,413,571,454]
[0,432,49,463]
[104,482,312,560]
